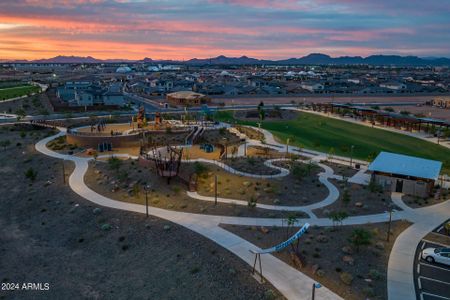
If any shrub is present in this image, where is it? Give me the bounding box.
[349,228,372,252]
[194,162,208,175]
[24,167,37,181]
[108,156,122,170]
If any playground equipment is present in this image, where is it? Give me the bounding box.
[200,143,214,153]
[250,223,310,281]
[151,145,183,184]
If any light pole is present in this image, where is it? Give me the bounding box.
[214,175,218,206]
[350,145,354,167]
[386,207,396,242]
[312,282,322,300]
[144,184,150,218]
[286,138,290,158]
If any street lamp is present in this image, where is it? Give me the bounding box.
[286,138,290,157]
[312,282,322,300]
[350,145,354,167]
[144,184,151,218]
[385,207,396,242]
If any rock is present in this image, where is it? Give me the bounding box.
[355,202,363,208]
[163,225,171,231]
[316,269,325,277]
[341,246,353,254]
[92,208,102,215]
[375,241,385,250]
[209,182,215,188]
[273,199,281,205]
[312,264,320,275]
[316,235,329,243]
[342,255,354,265]
[101,223,112,231]
[260,226,269,234]
[340,272,353,285]
[94,170,101,174]
[243,181,252,187]
[290,252,303,268]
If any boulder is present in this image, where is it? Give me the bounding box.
[340,272,353,285]
[243,181,252,187]
[355,202,363,208]
[342,255,354,265]
[316,269,325,277]
[260,226,269,234]
[375,241,385,250]
[312,264,320,275]
[316,235,329,243]
[341,246,353,254]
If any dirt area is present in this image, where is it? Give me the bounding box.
[200,128,241,146]
[235,125,265,140]
[246,146,287,159]
[379,105,450,122]
[222,157,281,175]
[84,159,293,218]
[313,179,398,217]
[403,188,449,208]
[0,92,53,116]
[197,161,327,207]
[211,94,437,106]
[183,144,222,160]
[0,124,283,300]
[323,162,360,178]
[221,221,411,300]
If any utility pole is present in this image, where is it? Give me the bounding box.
[144,185,149,218]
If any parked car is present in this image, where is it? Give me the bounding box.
[421,247,450,266]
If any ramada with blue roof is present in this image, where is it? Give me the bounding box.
[368,152,442,198]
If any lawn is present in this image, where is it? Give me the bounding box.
[0,85,40,101]
[215,110,450,173]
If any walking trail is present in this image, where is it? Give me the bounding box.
[34,125,449,300]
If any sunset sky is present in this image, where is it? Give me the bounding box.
[0,0,449,60]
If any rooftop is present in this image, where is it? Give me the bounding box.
[368,151,442,180]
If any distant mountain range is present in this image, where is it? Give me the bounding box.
[4,53,450,66]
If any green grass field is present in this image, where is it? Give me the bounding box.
[0,85,40,101]
[215,111,450,173]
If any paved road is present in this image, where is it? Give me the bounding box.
[415,241,450,300]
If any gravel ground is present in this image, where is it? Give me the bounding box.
[0,125,283,300]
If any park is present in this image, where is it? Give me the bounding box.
[2,104,447,299]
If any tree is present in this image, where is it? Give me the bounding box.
[349,228,372,252]
[0,140,11,150]
[342,189,351,206]
[328,211,349,229]
[25,167,37,181]
[328,147,335,161]
[257,101,265,121]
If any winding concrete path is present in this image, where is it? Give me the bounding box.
[35,126,449,300]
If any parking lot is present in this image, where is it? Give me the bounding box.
[414,222,450,300]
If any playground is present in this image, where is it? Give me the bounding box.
[26,106,450,300]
